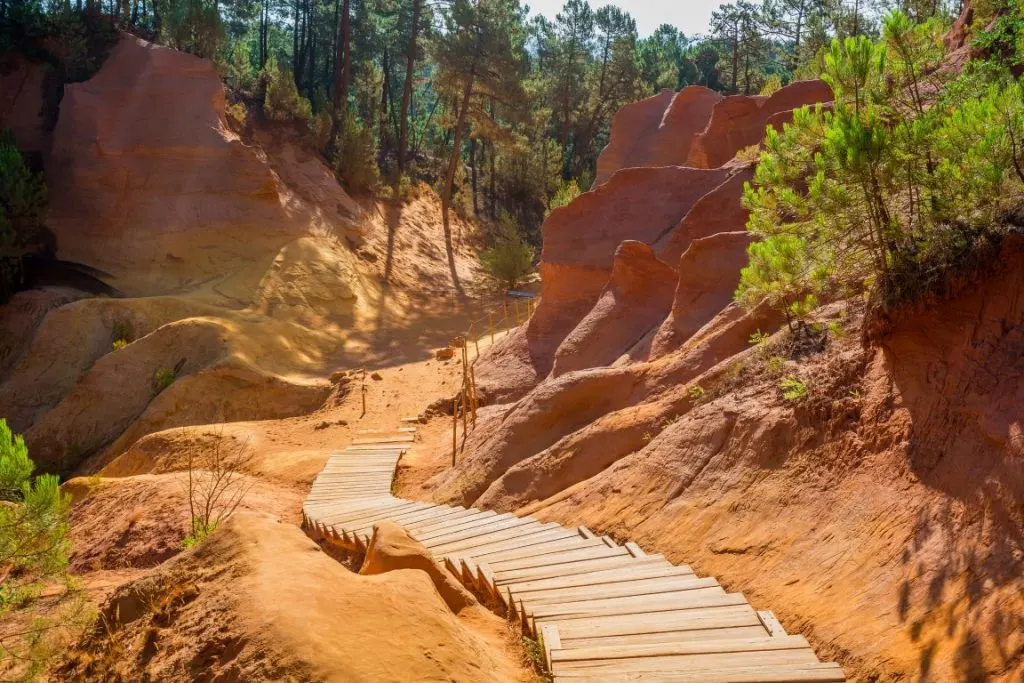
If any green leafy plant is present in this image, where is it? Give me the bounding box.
[780,376,808,401]
[547,179,581,215]
[154,368,177,393]
[749,329,771,346]
[765,355,786,375]
[480,213,536,290]
[333,109,380,193]
[111,339,128,352]
[111,320,133,343]
[688,385,706,401]
[262,56,313,124]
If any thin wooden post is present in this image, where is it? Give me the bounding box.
[470,364,478,424]
[452,397,458,466]
[461,345,469,438]
[515,301,521,325]
[361,380,367,417]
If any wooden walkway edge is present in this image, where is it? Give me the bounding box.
[302,435,846,683]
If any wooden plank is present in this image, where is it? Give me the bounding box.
[758,610,788,637]
[562,625,769,649]
[318,501,424,526]
[314,500,415,524]
[489,544,631,572]
[577,526,596,539]
[552,650,822,675]
[407,510,499,535]
[427,521,558,556]
[552,635,810,662]
[530,593,749,625]
[552,605,762,640]
[414,512,519,541]
[540,624,561,671]
[552,662,845,682]
[526,586,727,617]
[517,577,721,608]
[496,556,670,585]
[624,542,645,557]
[504,563,691,593]
[420,517,541,551]
[457,528,580,561]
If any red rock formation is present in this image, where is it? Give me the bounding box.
[651,231,755,359]
[552,241,677,377]
[46,35,361,297]
[687,80,833,169]
[594,86,722,186]
[527,166,730,376]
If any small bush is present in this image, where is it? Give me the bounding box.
[181,518,218,549]
[480,214,536,290]
[748,330,770,346]
[765,355,786,375]
[333,109,380,193]
[687,385,705,402]
[225,102,248,132]
[154,368,176,393]
[759,74,783,96]
[262,57,312,124]
[547,179,581,215]
[111,320,132,343]
[780,377,808,401]
[111,339,128,352]
[733,144,763,164]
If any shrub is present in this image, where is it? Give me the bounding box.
[687,385,705,401]
[308,109,333,151]
[748,330,771,346]
[480,214,536,290]
[1,129,48,303]
[333,109,380,193]
[739,12,1024,320]
[225,102,248,132]
[262,57,312,124]
[111,339,128,352]
[111,320,133,343]
[154,368,176,392]
[759,73,783,96]
[780,377,808,401]
[547,178,581,215]
[159,0,225,59]
[0,419,71,601]
[733,144,762,163]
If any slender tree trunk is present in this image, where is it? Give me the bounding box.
[380,50,391,159]
[470,137,479,214]
[398,0,422,176]
[489,139,496,220]
[293,0,300,80]
[340,0,351,108]
[732,25,739,93]
[441,71,476,294]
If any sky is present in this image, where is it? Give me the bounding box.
[525,0,721,38]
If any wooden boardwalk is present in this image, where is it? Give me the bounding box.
[302,435,845,683]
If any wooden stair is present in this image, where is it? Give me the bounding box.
[302,435,845,683]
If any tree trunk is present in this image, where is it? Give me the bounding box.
[398,0,422,176]
[441,72,475,295]
[340,0,351,108]
[293,0,300,81]
[470,137,479,215]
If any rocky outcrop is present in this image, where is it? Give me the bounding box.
[687,80,833,169]
[46,35,361,298]
[651,232,755,359]
[552,241,677,377]
[594,86,722,186]
[527,166,730,376]
[654,168,753,264]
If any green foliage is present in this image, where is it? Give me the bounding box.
[740,10,1021,322]
[780,376,808,401]
[112,320,133,344]
[480,213,536,290]
[0,130,48,303]
[687,385,706,401]
[262,57,313,124]
[0,422,71,609]
[157,0,225,59]
[1,418,34,500]
[181,518,219,549]
[333,109,380,193]
[759,73,783,96]
[154,368,177,393]
[547,179,581,215]
[748,329,771,346]
[111,339,128,352]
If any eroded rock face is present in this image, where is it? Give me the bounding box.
[527,165,730,377]
[687,80,833,169]
[552,241,678,377]
[594,86,722,186]
[651,232,755,359]
[46,35,361,298]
